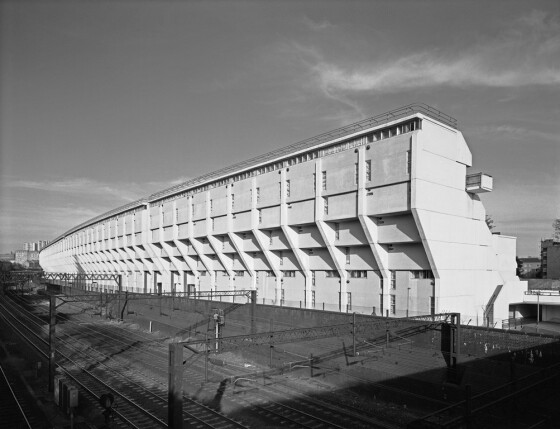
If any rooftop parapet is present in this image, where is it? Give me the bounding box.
[148,103,457,202]
[43,103,457,249]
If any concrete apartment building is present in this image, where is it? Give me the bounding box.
[541,239,560,279]
[39,104,525,325]
[15,250,40,265]
[518,257,541,278]
[23,240,50,252]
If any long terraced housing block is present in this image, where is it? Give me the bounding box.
[39,104,526,324]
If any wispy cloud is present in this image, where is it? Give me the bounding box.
[302,16,335,31]
[0,175,192,251]
[4,176,191,203]
[471,125,559,142]
[289,10,560,102]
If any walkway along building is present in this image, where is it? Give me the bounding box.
[39,104,526,325]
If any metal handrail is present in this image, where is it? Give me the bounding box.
[148,103,456,202]
[43,103,457,249]
[44,198,148,251]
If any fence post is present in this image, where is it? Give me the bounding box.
[251,290,257,335]
[352,312,356,357]
[464,384,472,429]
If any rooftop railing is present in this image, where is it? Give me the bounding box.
[44,103,456,248]
[148,103,456,202]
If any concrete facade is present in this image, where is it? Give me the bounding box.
[541,239,560,279]
[39,104,525,325]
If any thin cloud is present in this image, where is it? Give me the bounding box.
[0,175,191,251]
[4,176,191,203]
[472,125,558,142]
[302,16,335,31]
[293,10,560,96]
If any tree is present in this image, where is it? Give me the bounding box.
[485,214,495,231]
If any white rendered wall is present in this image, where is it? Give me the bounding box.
[40,112,523,323]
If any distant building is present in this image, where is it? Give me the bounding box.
[14,250,40,265]
[23,240,50,252]
[518,257,541,278]
[15,250,28,265]
[0,252,15,262]
[541,239,560,279]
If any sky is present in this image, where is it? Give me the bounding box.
[1,0,559,257]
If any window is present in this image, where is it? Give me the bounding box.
[269,231,273,245]
[346,247,350,264]
[312,291,316,309]
[390,295,396,315]
[265,271,274,277]
[256,187,260,203]
[322,171,327,190]
[258,209,262,224]
[355,163,359,185]
[200,271,207,276]
[366,160,372,181]
[324,197,329,215]
[326,270,339,278]
[234,270,245,277]
[210,199,213,213]
[349,270,367,278]
[335,223,340,240]
[312,270,316,286]
[406,150,411,174]
[347,292,352,311]
[410,270,434,279]
[231,194,235,211]
[286,180,291,197]
[279,251,283,266]
[279,182,282,198]
[313,173,316,193]
[282,271,296,277]
[390,271,396,289]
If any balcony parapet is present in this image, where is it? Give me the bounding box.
[466,172,493,193]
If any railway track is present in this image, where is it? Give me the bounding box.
[0,293,248,429]
[6,291,457,428]
[13,293,410,427]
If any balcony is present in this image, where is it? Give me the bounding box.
[466,172,493,193]
[524,290,560,305]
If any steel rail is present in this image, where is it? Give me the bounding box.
[4,294,250,429]
[12,292,453,429]
[0,298,162,428]
[38,297,394,428]
[0,364,33,429]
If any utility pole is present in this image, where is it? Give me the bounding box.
[407,287,410,318]
[536,292,540,333]
[168,341,183,429]
[49,294,56,392]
